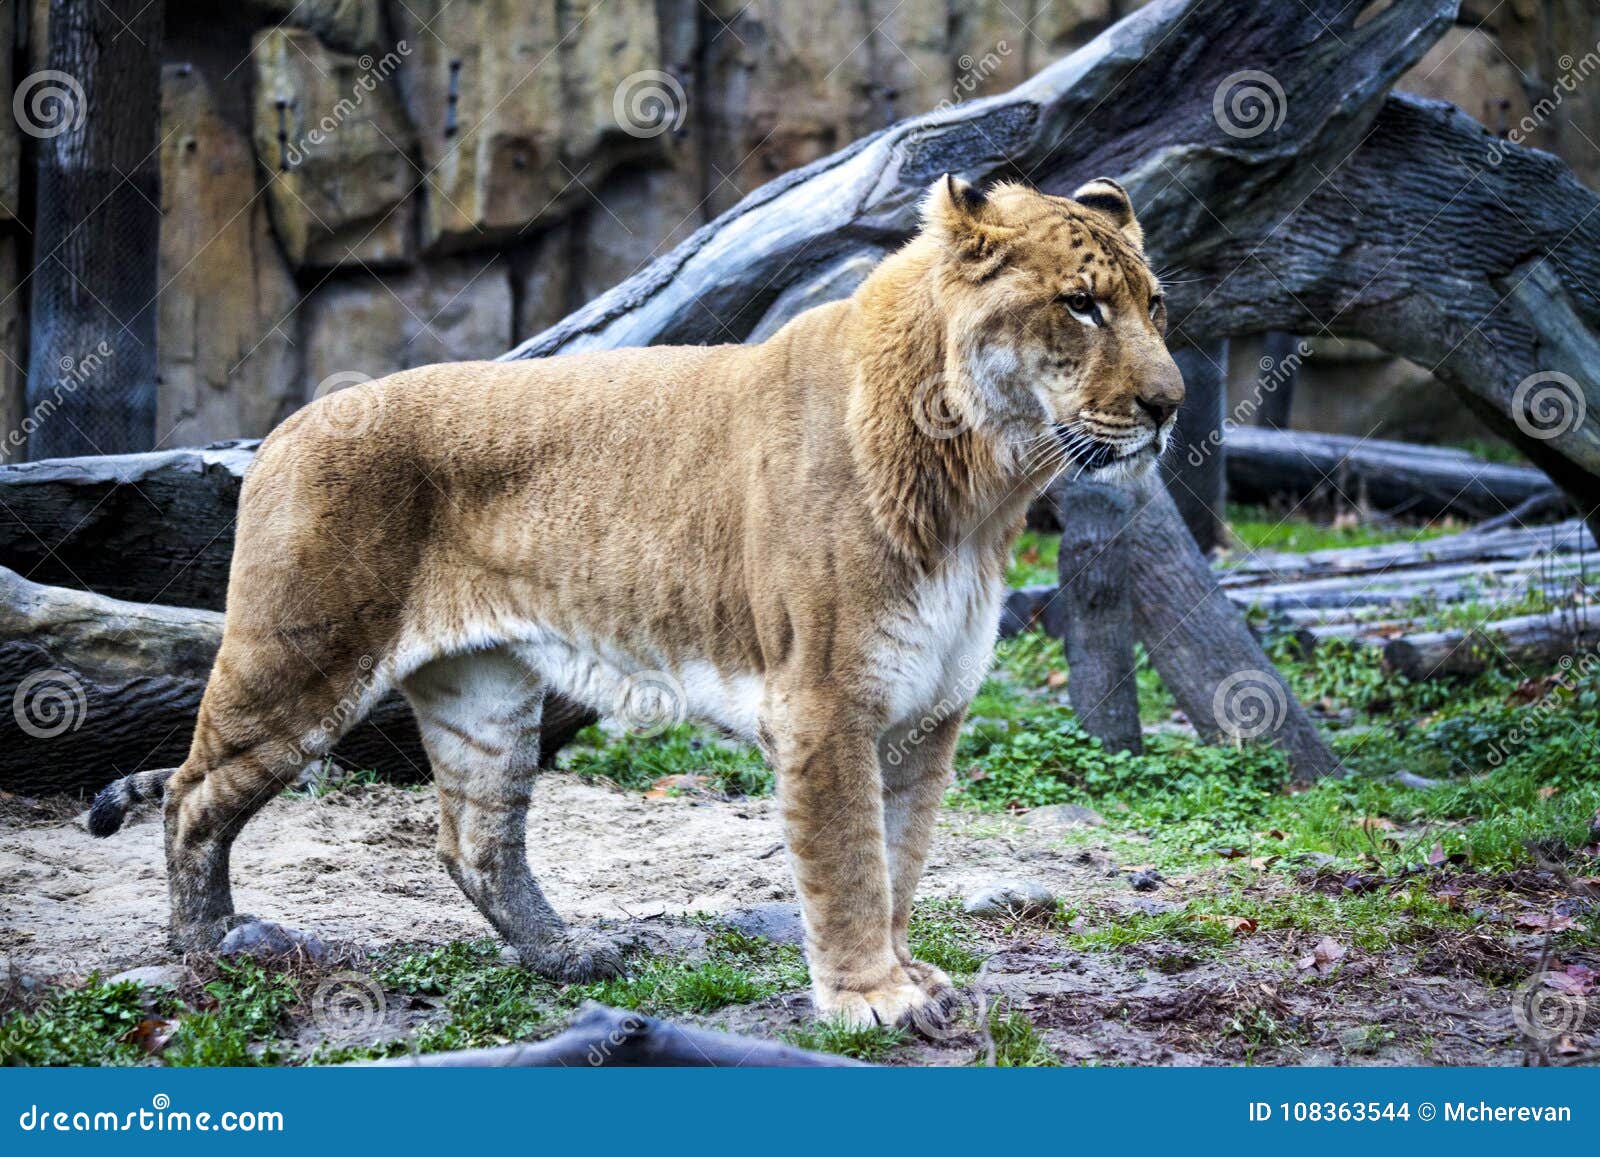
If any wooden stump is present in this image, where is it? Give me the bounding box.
[1051,480,1141,754]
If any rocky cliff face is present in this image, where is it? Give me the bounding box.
[1,0,1595,448]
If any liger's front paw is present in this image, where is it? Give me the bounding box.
[524,930,627,983]
[815,967,951,1033]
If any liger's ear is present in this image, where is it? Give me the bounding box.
[1072,177,1143,251]
[922,174,1015,277]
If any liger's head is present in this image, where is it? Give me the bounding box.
[918,174,1184,481]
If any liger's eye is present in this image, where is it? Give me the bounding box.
[1148,294,1165,320]
[1060,292,1102,326]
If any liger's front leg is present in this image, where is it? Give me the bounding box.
[768,692,948,1029]
[881,712,963,1000]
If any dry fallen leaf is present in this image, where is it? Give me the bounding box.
[1514,912,1575,933]
[1355,816,1398,832]
[1544,965,1597,996]
[1538,786,1561,800]
[1192,914,1257,936]
[1296,936,1346,975]
[1045,670,1068,689]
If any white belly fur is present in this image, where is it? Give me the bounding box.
[507,625,765,740]
[868,550,1001,727]
[391,559,997,742]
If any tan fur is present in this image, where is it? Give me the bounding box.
[154,177,1182,1026]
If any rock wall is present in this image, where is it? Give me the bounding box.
[1,1,1596,451]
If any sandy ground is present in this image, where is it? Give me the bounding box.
[1,781,1590,1066]
[0,778,1069,976]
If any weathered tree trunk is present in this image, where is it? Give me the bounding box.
[1123,473,1341,782]
[361,1003,861,1068]
[1225,429,1554,521]
[1051,481,1141,754]
[1162,342,1228,553]
[25,0,163,458]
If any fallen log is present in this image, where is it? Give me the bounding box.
[1224,429,1553,521]
[0,565,431,794]
[1383,608,1600,680]
[1219,520,1594,586]
[0,442,255,610]
[361,1002,861,1068]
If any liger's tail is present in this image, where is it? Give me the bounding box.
[87,767,178,837]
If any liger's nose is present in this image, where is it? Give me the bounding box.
[1136,395,1177,427]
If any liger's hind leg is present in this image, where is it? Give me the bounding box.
[404,648,622,981]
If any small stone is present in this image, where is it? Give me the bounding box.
[109,964,194,990]
[218,920,327,963]
[963,880,1058,919]
[721,902,805,946]
[1128,869,1163,892]
[1023,804,1105,829]
[1338,1026,1382,1055]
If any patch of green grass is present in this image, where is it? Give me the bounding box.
[1067,908,1238,953]
[563,724,772,798]
[1,959,305,1068]
[1006,530,1060,587]
[163,960,302,1067]
[982,1007,1060,1067]
[1224,505,1453,554]
[0,978,159,1066]
[783,1018,910,1062]
[907,900,986,976]
[1447,437,1525,466]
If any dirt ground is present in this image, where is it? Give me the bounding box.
[0,779,1588,1065]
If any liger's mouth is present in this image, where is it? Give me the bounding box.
[1052,425,1155,473]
